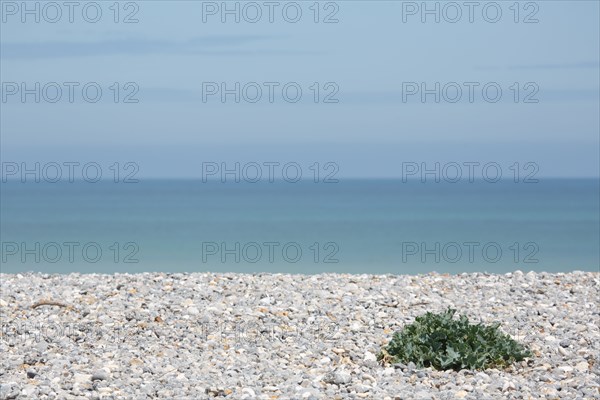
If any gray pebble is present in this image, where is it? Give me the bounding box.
[0,382,20,400]
[91,371,109,381]
[0,271,597,399]
[333,370,352,385]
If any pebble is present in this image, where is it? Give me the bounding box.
[558,346,570,357]
[575,361,589,372]
[364,352,377,363]
[73,374,92,384]
[91,371,109,381]
[0,271,597,399]
[502,381,516,391]
[20,385,37,398]
[187,307,200,315]
[332,370,352,385]
[0,383,20,400]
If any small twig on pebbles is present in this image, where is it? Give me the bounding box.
[410,301,431,306]
[31,300,70,309]
[157,368,178,379]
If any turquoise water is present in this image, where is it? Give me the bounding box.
[1,179,598,274]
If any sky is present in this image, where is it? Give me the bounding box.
[1,0,599,178]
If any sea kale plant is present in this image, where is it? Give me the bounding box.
[378,309,532,371]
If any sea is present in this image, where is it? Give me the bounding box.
[1,179,598,275]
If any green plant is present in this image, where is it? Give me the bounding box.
[378,309,532,371]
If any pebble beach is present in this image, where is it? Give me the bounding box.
[0,271,598,399]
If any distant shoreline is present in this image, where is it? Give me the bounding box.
[1,269,598,277]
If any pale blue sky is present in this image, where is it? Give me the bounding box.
[1,1,598,177]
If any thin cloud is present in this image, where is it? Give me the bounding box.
[507,61,599,70]
[0,35,283,59]
[476,61,599,70]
